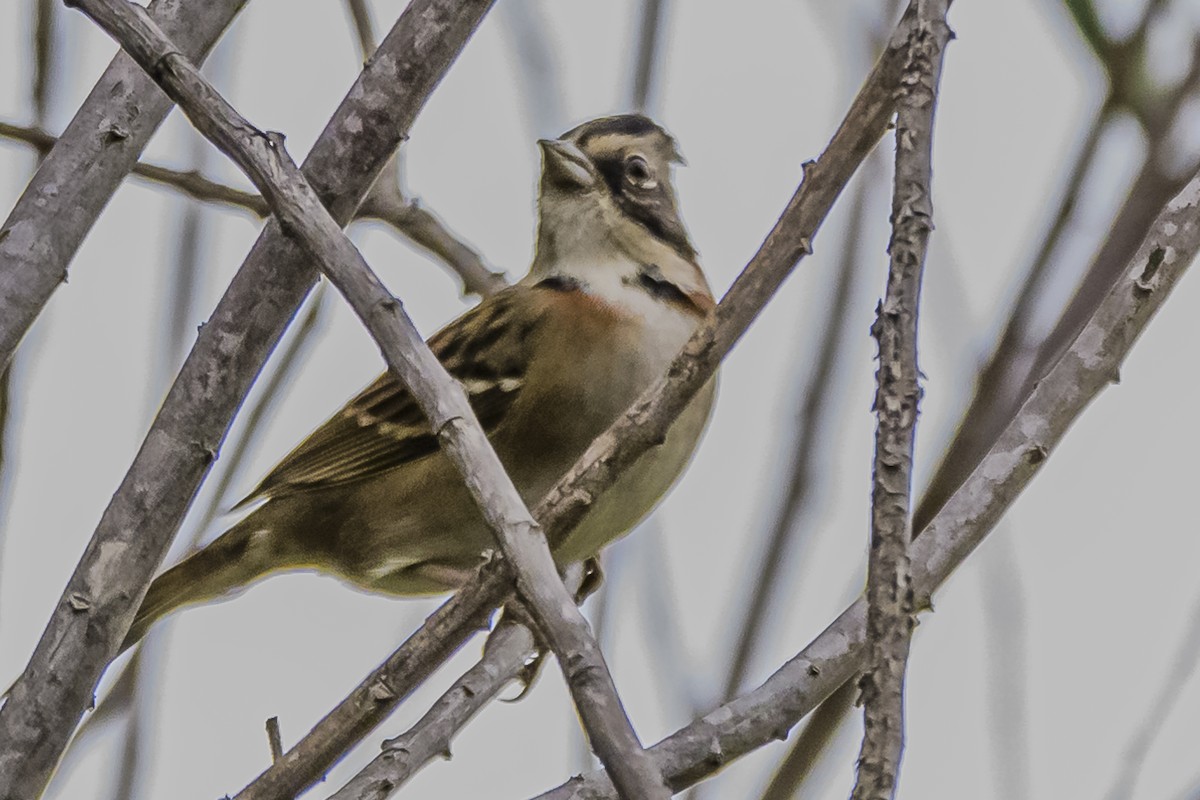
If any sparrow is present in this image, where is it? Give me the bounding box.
[121,114,717,651]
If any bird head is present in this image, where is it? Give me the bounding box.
[533,114,698,273]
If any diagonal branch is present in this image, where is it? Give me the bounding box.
[235,5,922,797]
[1104,582,1200,800]
[533,156,1200,800]
[0,0,250,371]
[324,564,590,800]
[0,2,496,796]
[326,617,538,800]
[910,107,1111,529]
[357,183,507,297]
[851,3,951,798]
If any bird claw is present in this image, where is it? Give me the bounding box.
[575,556,604,603]
[504,648,548,703]
[494,556,605,703]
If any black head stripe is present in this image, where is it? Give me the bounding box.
[634,265,691,306]
[535,274,586,293]
[594,156,696,260]
[568,114,661,145]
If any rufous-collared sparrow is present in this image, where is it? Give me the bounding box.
[122,114,716,650]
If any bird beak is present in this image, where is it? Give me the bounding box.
[538,139,595,189]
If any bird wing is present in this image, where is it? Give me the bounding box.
[236,286,540,506]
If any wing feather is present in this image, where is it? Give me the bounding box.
[237,288,537,505]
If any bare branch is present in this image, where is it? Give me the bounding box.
[851,4,951,798]
[191,283,330,538]
[1,0,61,633]
[329,559,594,800]
[324,564,595,800]
[55,283,330,778]
[0,0,249,371]
[0,2,495,795]
[266,717,284,764]
[534,158,1200,800]
[758,680,857,800]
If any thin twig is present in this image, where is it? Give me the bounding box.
[0,119,507,298]
[32,0,57,128]
[533,158,1200,800]
[0,3,496,796]
[0,116,265,212]
[1104,584,1200,800]
[850,4,951,798]
[237,6,921,796]
[342,0,375,59]
[358,182,507,297]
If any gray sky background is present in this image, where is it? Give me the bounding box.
[2,1,1200,798]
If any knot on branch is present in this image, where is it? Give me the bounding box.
[1133,246,1166,294]
[152,50,186,83]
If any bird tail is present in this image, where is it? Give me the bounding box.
[120,517,279,654]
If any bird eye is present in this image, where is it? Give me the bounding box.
[624,155,657,189]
